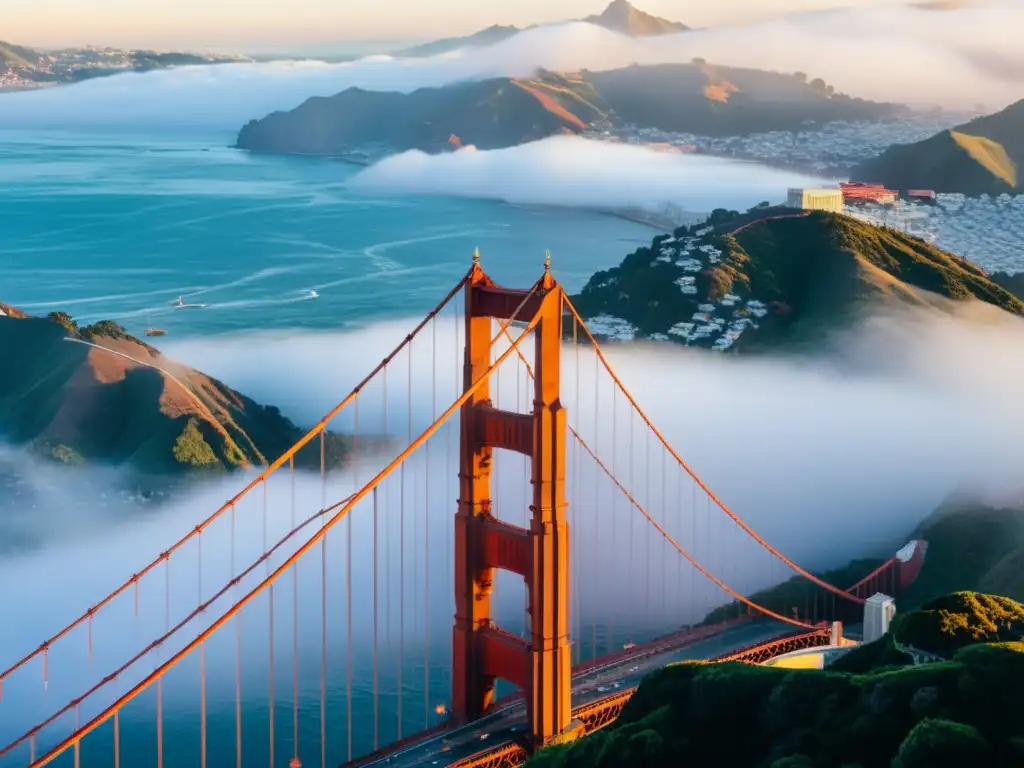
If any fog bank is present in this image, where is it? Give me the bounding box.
[1,1,1020,131]
[348,137,829,214]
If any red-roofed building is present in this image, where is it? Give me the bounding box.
[840,181,897,206]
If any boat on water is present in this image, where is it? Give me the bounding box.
[307,289,319,299]
[174,296,207,309]
[145,328,167,337]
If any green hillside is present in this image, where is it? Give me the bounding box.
[572,209,1024,351]
[530,592,1024,768]
[0,307,352,475]
[852,100,1024,196]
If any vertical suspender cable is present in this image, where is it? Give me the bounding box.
[572,315,581,665]
[660,443,666,627]
[691,480,696,622]
[156,678,163,768]
[591,345,599,661]
[269,584,276,768]
[383,367,391,669]
[113,711,119,768]
[347,398,357,762]
[373,486,380,751]
[236,614,242,768]
[398,346,410,741]
[425,317,435,728]
[291,457,299,767]
[609,384,617,654]
[200,642,207,768]
[628,403,635,643]
[319,430,327,768]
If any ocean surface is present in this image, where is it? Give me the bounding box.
[0,128,656,340]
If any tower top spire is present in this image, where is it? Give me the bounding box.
[544,250,551,272]
[472,248,480,264]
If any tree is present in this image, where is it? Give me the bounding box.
[892,718,990,768]
[794,72,808,83]
[47,311,77,332]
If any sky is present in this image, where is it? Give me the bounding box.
[6,0,917,52]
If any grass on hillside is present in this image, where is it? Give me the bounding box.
[950,131,1018,188]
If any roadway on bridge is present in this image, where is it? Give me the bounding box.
[366,620,790,767]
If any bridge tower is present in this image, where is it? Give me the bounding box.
[452,253,577,751]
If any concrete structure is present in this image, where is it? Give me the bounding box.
[863,593,897,643]
[787,187,845,213]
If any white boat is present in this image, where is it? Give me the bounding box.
[174,296,208,309]
[307,290,319,299]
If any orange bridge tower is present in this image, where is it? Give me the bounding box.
[451,252,579,751]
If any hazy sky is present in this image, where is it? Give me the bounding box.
[7,0,912,51]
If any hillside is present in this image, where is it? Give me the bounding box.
[236,63,902,156]
[237,74,607,155]
[852,100,1024,196]
[0,41,41,70]
[529,592,1024,767]
[0,307,351,475]
[396,1,687,58]
[571,208,1024,352]
[0,41,248,90]
[396,25,521,58]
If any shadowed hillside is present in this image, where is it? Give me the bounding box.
[852,100,1024,196]
[237,63,903,156]
[237,75,608,155]
[529,592,1024,767]
[0,307,352,475]
[572,209,1024,351]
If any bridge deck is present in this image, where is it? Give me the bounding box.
[352,619,798,768]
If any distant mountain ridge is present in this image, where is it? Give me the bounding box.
[582,0,689,35]
[572,208,1024,352]
[0,307,351,475]
[852,99,1024,196]
[236,63,904,156]
[0,40,248,90]
[395,0,687,58]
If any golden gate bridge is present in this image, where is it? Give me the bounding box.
[0,253,922,768]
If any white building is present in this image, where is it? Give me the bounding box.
[787,187,844,214]
[863,593,897,643]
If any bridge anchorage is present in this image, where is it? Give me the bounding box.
[0,249,927,768]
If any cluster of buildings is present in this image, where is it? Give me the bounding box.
[787,182,940,213]
[846,193,1024,274]
[586,226,773,352]
[585,111,973,175]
